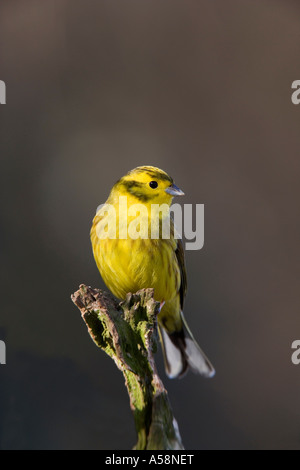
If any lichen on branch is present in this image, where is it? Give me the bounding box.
[71,284,184,450]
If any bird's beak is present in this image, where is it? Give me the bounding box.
[165,183,185,196]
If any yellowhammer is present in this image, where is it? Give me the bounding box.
[90,166,215,379]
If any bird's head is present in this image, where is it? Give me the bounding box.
[110,166,184,206]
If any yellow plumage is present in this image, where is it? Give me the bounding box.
[90,166,214,378]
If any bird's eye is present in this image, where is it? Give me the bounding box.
[149,181,158,189]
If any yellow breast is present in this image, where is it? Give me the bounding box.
[90,210,180,302]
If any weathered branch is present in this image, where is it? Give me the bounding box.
[71,284,184,450]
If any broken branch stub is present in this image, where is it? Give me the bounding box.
[71,284,184,450]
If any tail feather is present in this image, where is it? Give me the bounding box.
[159,311,215,379]
[159,327,189,378]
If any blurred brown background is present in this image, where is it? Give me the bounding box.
[1,0,300,450]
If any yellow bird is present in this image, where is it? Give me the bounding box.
[90,166,215,378]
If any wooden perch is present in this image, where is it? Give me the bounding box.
[71,284,184,450]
